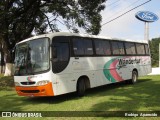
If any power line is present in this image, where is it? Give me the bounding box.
[102,0,151,26]
[104,0,123,15]
[104,0,141,22]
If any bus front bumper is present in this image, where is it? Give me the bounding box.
[15,82,54,97]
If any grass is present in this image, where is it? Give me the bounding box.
[0,75,160,119]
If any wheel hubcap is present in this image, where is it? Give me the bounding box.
[133,73,137,82]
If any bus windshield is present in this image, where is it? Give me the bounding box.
[14,38,49,76]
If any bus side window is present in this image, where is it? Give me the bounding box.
[111,41,119,55]
[111,41,125,55]
[83,39,93,55]
[125,42,136,55]
[73,38,84,55]
[72,38,93,56]
[95,40,104,55]
[136,43,145,55]
[94,40,111,55]
[145,44,149,55]
[103,41,111,55]
[118,42,125,55]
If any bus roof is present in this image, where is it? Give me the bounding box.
[17,32,148,44]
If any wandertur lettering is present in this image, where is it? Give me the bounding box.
[118,59,140,66]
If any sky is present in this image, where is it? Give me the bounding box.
[100,0,160,41]
[48,0,160,41]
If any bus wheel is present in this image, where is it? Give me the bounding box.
[129,71,138,84]
[77,78,86,97]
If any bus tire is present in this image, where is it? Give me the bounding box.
[129,71,138,84]
[77,78,86,97]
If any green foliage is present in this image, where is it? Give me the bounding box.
[47,0,106,34]
[0,0,107,63]
[150,37,160,67]
[0,74,14,90]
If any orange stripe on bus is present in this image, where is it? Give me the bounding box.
[15,82,54,97]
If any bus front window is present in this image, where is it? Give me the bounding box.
[14,38,49,75]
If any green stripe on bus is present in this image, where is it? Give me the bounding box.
[103,58,117,83]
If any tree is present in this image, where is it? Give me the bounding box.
[0,0,47,75]
[150,38,160,67]
[0,36,5,73]
[0,0,106,76]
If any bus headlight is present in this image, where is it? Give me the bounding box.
[14,82,20,86]
[37,80,50,86]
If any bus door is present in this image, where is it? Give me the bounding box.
[52,36,72,95]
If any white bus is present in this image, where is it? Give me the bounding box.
[14,32,151,97]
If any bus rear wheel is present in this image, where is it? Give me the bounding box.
[129,71,138,84]
[77,78,86,97]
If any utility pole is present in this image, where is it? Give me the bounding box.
[144,22,149,41]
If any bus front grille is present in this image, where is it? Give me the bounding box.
[20,90,39,93]
[21,82,36,85]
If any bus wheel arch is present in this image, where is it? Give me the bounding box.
[76,76,90,97]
